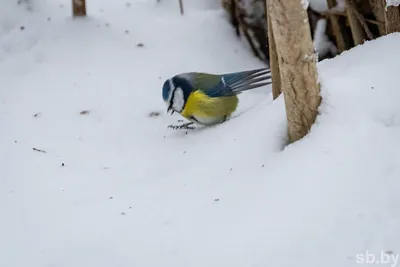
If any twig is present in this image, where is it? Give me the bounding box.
[231,0,240,36]
[369,0,385,35]
[326,0,347,52]
[345,0,365,45]
[33,148,47,153]
[362,18,383,26]
[178,0,184,15]
[317,10,384,26]
[348,0,374,40]
[72,0,86,17]
[237,15,264,62]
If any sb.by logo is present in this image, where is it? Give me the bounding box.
[356,250,399,267]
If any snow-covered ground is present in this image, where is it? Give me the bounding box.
[2,1,400,267]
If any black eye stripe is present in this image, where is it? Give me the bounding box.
[169,88,176,105]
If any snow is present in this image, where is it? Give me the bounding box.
[309,0,329,12]
[313,18,337,58]
[308,0,345,12]
[2,1,400,267]
[386,0,400,7]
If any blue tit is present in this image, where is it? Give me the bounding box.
[162,68,272,126]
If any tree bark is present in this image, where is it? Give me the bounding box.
[268,0,321,143]
[385,4,400,34]
[327,0,347,52]
[266,1,281,100]
[230,0,240,36]
[345,0,366,45]
[369,0,386,35]
[72,0,86,17]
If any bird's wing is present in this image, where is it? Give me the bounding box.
[182,72,222,92]
[203,68,272,98]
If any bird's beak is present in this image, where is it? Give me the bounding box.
[167,107,174,115]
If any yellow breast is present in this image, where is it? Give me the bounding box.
[180,90,239,125]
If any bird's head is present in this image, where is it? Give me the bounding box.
[162,75,192,115]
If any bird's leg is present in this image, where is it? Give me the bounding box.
[167,122,196,130]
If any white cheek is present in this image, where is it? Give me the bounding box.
[172,87,185,112]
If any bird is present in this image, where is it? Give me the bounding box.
[162,67,272,129]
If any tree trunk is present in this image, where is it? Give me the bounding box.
[369,0,386,35]
[346,0,366,45]
[268,0,321,143]
[327,0,348,52]
[385,4,400,34]
[72,0,86,17]
[266,2,281,100]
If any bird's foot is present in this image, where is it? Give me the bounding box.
[168,122,196,130]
